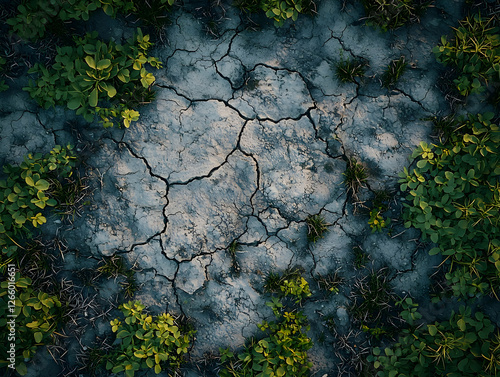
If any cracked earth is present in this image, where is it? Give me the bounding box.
[0,0,480,375]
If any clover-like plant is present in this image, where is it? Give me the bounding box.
[106,301,195,377]
[264,268,312,303]
[0,273,64,376]
[262,0,310,27]
[7,0,176,40]
[368,207,391,232]
[219,298,312,377]
[399,113,500,299]
[433,14,500,97]
[0,145,76,260]
[24,29,161,128]
[235,0,315,27]
[368,306,500,377]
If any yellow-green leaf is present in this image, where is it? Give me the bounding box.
[89,88,98,107]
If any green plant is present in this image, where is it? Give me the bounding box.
[360,0,431,31]
[219,298,312,377]
[97,255,138,298]
[47,173,90,222]
[306,214,329,243]
[368,306,500,377]
[425,114,457,142]
[399,113,500,299]
[7,0,100,40]
[228,240,240,257]
[0,273,64,376]
[6,0,175,40]
[343,158,368,200]
[396,296,421,327]
[335,55,367,84]
[106,301,195,377]
[81,345,108,376]
[361,324,387,340]
[368,207,391,232]
[316,272,342,295]
[0,56,8,92]
[264,268,311,303]
[24,29,161,128]
[234,0,314,27]
[348,268,396,328]
[261,0,307,27]
[382,56,407,88]
[0,145,76,260]
[353,245,369,269]
[433,14,500,97]
[316,271,343,295]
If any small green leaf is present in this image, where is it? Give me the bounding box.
[34,179,50,191]
[89,88,98,107]
[34,331,43,343]
[97,59,111,70]
[25,176,35,186]
[457,319,466,331]
[85,56,96,69]
[67,97,81,110]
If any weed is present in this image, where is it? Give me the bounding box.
[97,255,128,278]
[433,14,500,96]
[264,268,311,303]
[332,328,373,377]
[227,240,242,274]
[316,271,344,295]
[235,0,316,27]
[306,214,330,243]
[382,56,407,88]
[228,240,240,257]
[48,173,91,223]
[75,268,100,288]
[219,298,312,377]
[368,207,391,232]
[0,273,64,376]
[343,158,368,200]
[368,306,500,377]
[335,55,367,84]
[263,271,283,292]
[0,55,8,92]
[425,114,457,142]
[0,145,76,261]
[77,340,113,376]
[106,300,195,376]
[97,255,139,298]
[128,0,175,34]
[323,314,336,332]
[399,113,500,299]
[361,324,387,340]
[25,29,161,128]
[353,246,369,269]
[361,0,431,31]
[120,273,138,298]
[348,268,396,326]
